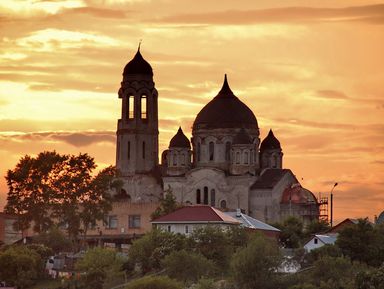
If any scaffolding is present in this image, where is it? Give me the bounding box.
[318,193,329,223]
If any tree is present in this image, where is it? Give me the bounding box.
[125,276,182,289]
[151,186,180,220]
[76,247,126,289]
[356,265,384,289]
[230,234,282,289]
[336,218,384,266]
[273,216,304,248]
[162,250,216,283]
[35,226,73,253]
[304,219,330,237]
[5,151,116,242]
[128,229,187,273]
[0,245,42,289]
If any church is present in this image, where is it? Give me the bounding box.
[114,48,320,225]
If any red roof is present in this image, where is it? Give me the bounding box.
[151,205,240,224]
[281,184,318,204]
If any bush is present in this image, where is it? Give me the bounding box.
[125,275,182,289]
[162,250,216,283]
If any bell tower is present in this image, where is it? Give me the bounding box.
[116,47,159,176]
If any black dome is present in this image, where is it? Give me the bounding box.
[193,75,258,130]
[169,127,191,148]
[260,129,281,151]
[123,49,153,76]
[233,128,252,145]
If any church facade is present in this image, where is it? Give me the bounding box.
[115,49,320,225]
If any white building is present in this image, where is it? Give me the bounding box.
[303,234,337,252]
[114,48,320,224]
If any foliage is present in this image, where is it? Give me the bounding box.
[0,245,42,289]
[128,229,187,273]
[5,151,116,241]
[125,275,182,289]
[35,226,73,253]
[76,247,126,289]
[304,219,330,237]
[151,186,180,220]
[230,234,282,289]
[356,265,384,289]
[273,216,304,248]
[304,244,342,266]
[190,225,233,271]
[193,278,217,289]
[336,218,384,266]
[162,250,216,283]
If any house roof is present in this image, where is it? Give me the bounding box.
[308,234,337,246]
[327,218,359,233]
[151,205,240,224]
[250,169,292,190]
[224,211,280,232]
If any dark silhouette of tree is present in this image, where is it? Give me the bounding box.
[150,186,180,220]
[5,151,116,242]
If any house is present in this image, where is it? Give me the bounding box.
[0,212,23,245]
[327,218,359,235]
[151,205,240,235]
[304,234,337,252]
[224,209,280,239]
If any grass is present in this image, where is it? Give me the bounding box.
[28,278,61,289]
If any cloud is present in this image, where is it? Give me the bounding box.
[154,4,384,25]
[317,90,349,100]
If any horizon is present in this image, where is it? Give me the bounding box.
[0,0,383,223]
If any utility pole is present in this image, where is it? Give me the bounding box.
[330,182,338,227]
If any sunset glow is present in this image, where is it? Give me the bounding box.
[0,0,383,222]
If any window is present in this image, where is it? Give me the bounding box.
[197,142,201,161]
[128,95,134,119]
[173,153,177,166]
[141,95,147,119]
[250,149,253,164]
[167,225,172,232]
[203,186,208,204]
[181,153,185,166]
[127,141,131,160]
[220,200,227,209]
[105,215,118,229]
[185,225,189,234]
[244,151,249,164]
[129,215,141,228]
[209,142,214,161]
[225,142,231,161]
[236,152,240,164]
[210,189,216,207]
[196,189,201,204]
[142,141,145,159]
[314,238,318,244]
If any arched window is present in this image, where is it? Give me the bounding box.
[196,189,201,204]
[203,186,208,204]
[128,141,131,160]
[236,151,240,164]
[142,141,146,159]
[244,151,249,164]
[172,153,177,166]
[210,189,216,207]
[197,142,201,162]
[128,95,134,119]
[220,200,227,209]
[250,149,253,164]
[141,95,147,119]
[225,142,231,161]
[209,142,214,161]
[181,153,185,166]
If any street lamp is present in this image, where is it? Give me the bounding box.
[330,182,338,227]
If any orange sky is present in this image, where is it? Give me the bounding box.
[0,0,383,223]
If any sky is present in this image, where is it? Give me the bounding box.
[0,0,383,223]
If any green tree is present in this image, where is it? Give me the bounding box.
[76,247,126,289]
[356,265,384,289]
[128,229,187,273]
[304,219,330,237]
[0,245,42,289]
[162,250,216,283]
[273,216,304,248]
[230,234,282,289]
[125,276,182,289]
[190,225,233,270]
[35,226,72,253]
[5,151,116,242]
[336,218,384,266]
[151,186,180,220]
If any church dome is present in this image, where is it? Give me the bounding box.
[260,129,281,151]
[377,210,384,224]
[281,184,318,205]
[193,75,258,130]
[233,128,252,145]
[123,48,153,76]
[169,127,191,148]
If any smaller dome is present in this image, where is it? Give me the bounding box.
[260,129,281,151]
[281,184,318,205]
[169,127,191,148]
[233,128,252,145]
[123,48,153,76]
